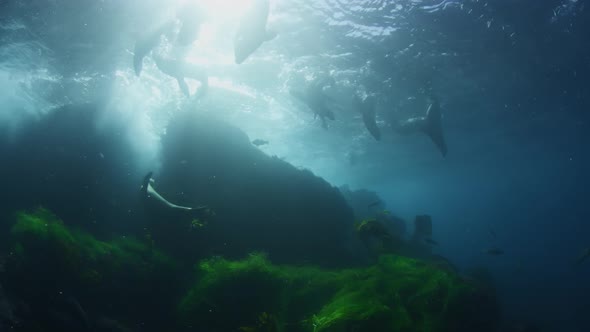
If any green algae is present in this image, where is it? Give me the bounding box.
[178,253,488,332]
[9,208,176,289]
[5,208,186,329]
[5,208,497,332]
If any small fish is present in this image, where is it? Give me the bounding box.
[424,238,439,246]
[252,139,269,146]
[190,218,207,229]
[485,248,504,255]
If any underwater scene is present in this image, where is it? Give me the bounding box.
[0,0,589,331]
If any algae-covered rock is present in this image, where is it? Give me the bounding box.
[178,253,499,332]
[0,104,153,237]
[10,208,174,283]
[178,253,285,331]
[356,218,405,256]
[5,208,179,325]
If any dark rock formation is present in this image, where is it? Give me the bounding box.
[0,103,150,236]
[155,110,357,266]
[340,186,407,236]
[0,103,358,267]
[339,185,383,221]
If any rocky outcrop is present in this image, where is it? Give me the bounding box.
[155,110,357,266]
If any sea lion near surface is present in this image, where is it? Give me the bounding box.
[234,0,277,64]
[393,97,448,157]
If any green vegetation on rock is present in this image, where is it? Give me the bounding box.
[179,253,493,332]
[10,208,175,286]
[3,208,190,329]
[4,208,498,332]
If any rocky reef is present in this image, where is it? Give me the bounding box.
[154,110,356,266]
[0,103,358,267]
[1,209,500,332]
[0,104,151,237]
[0,105,501,331]
[2,209,179,331]
[179,252,499,332]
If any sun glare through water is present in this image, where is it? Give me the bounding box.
[176,0,257,65]
[187,0,254,23]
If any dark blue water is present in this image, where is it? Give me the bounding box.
[1,0,589,331]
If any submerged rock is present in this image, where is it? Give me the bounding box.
[339,186,385,221]
[0,103,358,267]
[156,111,357,266]
[178,253,500,332]
[0,103,153,236]
[2,209,499,332]
[4,209,179,330]
[341,187,408,259]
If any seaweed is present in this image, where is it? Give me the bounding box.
[6,208,179,325]
[4,209,498,332]
[178,253,496,332]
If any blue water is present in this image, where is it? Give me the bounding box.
[1,0,589,330]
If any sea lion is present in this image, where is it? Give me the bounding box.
[234,0,276,64]
[394,97,448,157]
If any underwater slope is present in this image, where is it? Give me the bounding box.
[156,110,357,266]
[0,103,358,266]
[2,209,500,332]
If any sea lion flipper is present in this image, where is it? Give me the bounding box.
[424,101,447,157]
[141,172,153,196]
[358,96,380,141]
[133,50,144,76]
[176,77,190,97]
